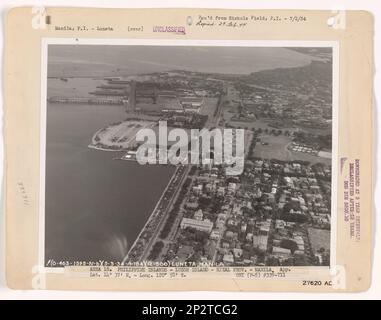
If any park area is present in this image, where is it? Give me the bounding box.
[253,133,331,165]
[253,134,294,161]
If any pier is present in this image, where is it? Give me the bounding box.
[48,96,126,105]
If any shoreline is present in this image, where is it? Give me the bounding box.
[88,144,127,152]
[122,166,180,263]
[88,119,157,152]
[88,126,127,152]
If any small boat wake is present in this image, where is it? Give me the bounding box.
[102,234,129,262]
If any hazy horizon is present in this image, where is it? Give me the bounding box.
[47,45,327,78]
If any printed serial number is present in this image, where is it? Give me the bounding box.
[302,280,332,286]
[186,304,238,315]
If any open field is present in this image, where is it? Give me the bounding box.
[307,228,330,254]
[225,112,331,137]
[253,134,331,165]
[226,115,295,133]
[253,134,294,161]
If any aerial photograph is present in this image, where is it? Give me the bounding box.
[45,44,333,267]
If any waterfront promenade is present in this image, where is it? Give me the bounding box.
[123,165,191,263]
